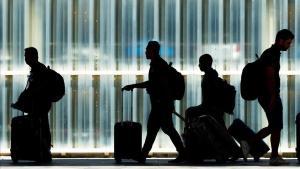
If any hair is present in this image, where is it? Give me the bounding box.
[199,54,213,67]
[147,41,160,54]
[275,29,294,41]
[24,47,38,60]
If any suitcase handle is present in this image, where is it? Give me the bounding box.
[122,90,133,121]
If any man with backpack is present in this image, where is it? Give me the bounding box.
[122,41,186,163]
[11,47,58,162]
[254,29,294,166]
[185,54,232,128]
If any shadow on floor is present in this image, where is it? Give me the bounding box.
[0,158,299,167]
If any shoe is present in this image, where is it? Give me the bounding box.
[168,154,186,163]
[240,140,250,160]
[133,154,146,164]
[269,156,289,166]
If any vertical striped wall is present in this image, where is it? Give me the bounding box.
[0,0,300,153]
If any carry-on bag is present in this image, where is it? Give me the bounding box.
[10,115,51,163]
[228,118,270,161]
[114,90,142,163]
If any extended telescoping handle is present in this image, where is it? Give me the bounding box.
[122,90,133,121]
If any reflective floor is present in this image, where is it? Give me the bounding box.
[0,157,299,169]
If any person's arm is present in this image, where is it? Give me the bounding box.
[264,66,277,112]
[121,81,149,91]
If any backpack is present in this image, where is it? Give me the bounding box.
[217,78,236,114]
[240,54,262,100]
[168,62,185,100]
[45,66,65,102]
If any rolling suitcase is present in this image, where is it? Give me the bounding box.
[10,115,52,163]
[114,91,142,163]
[228,119,270,161]
[296,113,300,162]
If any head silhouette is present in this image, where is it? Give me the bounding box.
[199,54,213,72]
[24,47,39,67]
[275,29,294,51]
[145,41,160,60]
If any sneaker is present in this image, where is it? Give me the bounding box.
[168,154,186,163]
[133,154,146,164]
[269,156,289,166]
[240,140,250,160]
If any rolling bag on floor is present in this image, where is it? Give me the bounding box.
[187,115,241,162]
[10,115,51,163]
[114,90,142,163]
[228,119,270,161]
[174,112,241,163]
[296,113,300,162]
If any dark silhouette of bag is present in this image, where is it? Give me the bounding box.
[296,113,300,162]
[10,116,51,163]
[114,91,142,163]
[114,121,142,163]
[228,119,270,162]
[46,67,65,102]
[240,54,262,100]
[217,78,236,114]
[182,115,240,163]
[168,62,185,100]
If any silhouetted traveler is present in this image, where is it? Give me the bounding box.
[185,54,226,127]
[255,29,294,166]
[122,41,186,163]
[11,47,52,162]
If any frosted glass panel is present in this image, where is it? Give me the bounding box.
[1,0,300,153]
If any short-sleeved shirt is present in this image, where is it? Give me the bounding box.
[259,45,281,96]
[258,45,283,130]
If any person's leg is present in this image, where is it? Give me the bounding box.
[270,129,281,157]
[161,122,185,155]
[256,98,272,142]
[40,116,52,162]
[268,128,289,166]
[268,98,283,158]
[41,116,51,148]
[161,111,186,163]
[140,112,160,158]
[263,98,288,165]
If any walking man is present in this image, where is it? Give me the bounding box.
[256,29,294,166]
[122,41,186,163]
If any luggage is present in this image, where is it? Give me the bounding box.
[114,91,142,163]
[179,114,241,163]
[296,113,300,162]
[10,115,52,163]
[228,119,270,161]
